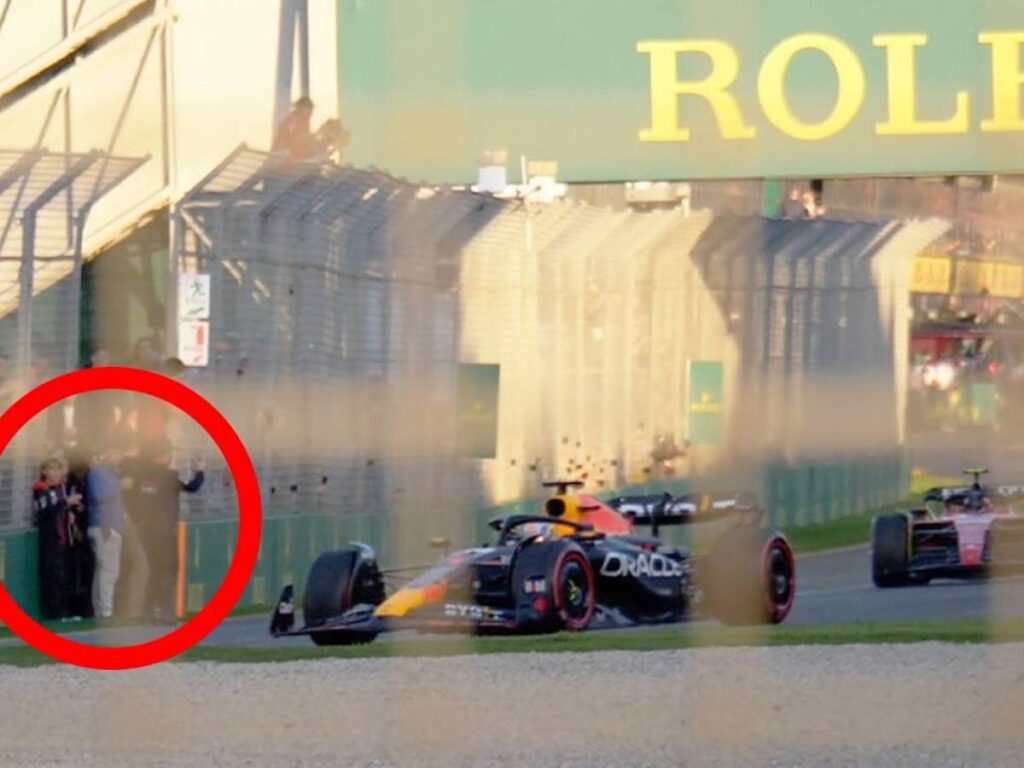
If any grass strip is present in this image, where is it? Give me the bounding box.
[0,618,1020,667]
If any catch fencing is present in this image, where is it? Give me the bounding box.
[172,147,945,571]
[0,146,947,614]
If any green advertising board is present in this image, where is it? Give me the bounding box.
[339,0,1024,183]
[456,363,500,458]
[970,381,998,424]
[688,361,724,445]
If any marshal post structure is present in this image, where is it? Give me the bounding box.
[338,0,1024,183]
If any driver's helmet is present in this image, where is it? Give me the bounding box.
[965,488,989,512]
[538,495,586,538]
[520,520,557,538]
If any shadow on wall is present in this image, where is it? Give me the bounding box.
[690,215,949,464]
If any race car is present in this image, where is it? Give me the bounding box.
[871,468,1024,586]
[269,481,796,645]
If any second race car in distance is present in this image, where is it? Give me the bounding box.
[270,481,796,645]
[872,468,1024,586]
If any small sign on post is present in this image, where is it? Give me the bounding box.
[177,273,211,367]
[178,274,211,321]
[178,320,210,367]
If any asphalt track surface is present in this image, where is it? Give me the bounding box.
[7,430,1024,649]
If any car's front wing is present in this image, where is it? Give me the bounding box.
[269,588,687,640]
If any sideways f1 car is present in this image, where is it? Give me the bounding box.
[270,482,796,645]
[872,469,1024,586]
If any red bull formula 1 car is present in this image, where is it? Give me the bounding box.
[872,469,1024,586]
[270,482,796,645]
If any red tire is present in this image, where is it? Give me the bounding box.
[552,547,596,631]
[761,535,796,624]
[704,528,796,625]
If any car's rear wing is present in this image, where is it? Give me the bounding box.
[923,486,973,503]
[607,492,764,535]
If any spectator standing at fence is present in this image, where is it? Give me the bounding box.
[118,496,151,620]
[86,439,130,619]
[273,97,351,163]
[64,448,94,618]
[783,188,805,219]
[32,458,82,621]
[114,430,152,621]
[135,437,204,623]
[801,191,817,218]
[273,96,317,160]
[314,119,351,162]
[131,336,161,371]
[118,354,189,620]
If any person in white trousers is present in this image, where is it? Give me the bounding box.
[85,442,130,619]
[86,526,121,618]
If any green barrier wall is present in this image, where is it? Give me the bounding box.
[0,529,39,620]
[765,451,910,528]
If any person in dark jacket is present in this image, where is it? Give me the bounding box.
[64,450,94,619]
[134,437,204,623]
[33,458,83,621]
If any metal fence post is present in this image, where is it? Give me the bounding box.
[10,211,38,529]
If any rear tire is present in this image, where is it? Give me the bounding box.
[703,527,795,625]
[871,515,910,588]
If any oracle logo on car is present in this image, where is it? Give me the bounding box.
[600,551,683,579]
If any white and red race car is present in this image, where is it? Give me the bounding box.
[872,469,1024,586]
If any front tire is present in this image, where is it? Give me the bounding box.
[303,550,358,627]
[512,540,595,632]
[552,548,595,631]
[871,515,910,588]
[303,547,383,644]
